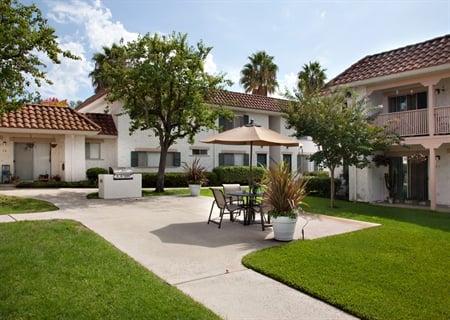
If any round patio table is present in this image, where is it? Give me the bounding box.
[226,191,263,225]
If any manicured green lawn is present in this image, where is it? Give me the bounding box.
[87,188,213,199]
[0,220,219,320]
[243,197,450,320]
[0,195,58,214]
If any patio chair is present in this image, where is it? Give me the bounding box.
[253,199,273,231]
[222,184,243,205]
[208,188,243,229]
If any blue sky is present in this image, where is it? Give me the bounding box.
[32,0,450,101]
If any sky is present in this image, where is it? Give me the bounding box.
[31,0,450,102]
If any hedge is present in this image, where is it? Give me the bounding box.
[304,176,341,198]
[86,167,108,183]
[142,172,189,188]
[303,170,329,177]
[211,166,265,185]
[16,180,96,188]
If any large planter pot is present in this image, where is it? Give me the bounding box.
[272,216,297,241]
[188,184,201,196]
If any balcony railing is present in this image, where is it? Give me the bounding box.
[434,106,450,135]
[374,109,428,137]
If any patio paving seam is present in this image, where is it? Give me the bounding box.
[172,268,248,286]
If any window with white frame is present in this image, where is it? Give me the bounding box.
[218,115,250,132]
[85,142,101,160]
[218,153,249,166]
[131,151,181,168]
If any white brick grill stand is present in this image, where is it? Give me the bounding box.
[98,174,142,199]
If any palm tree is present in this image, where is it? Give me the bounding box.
[240,51,278,96]
[297,61,327,97]
[89,44,123,93]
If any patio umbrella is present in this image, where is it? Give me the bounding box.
[201,120,300,189]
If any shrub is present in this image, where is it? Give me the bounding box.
[304,176,341,198]
[303,170,329,177]
[86,167,108,183]
[212,166,265,185]
[183,158,207,185]
[141,173,189,188]
[16,180,95,188]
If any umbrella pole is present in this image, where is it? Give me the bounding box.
[249,142,253,192]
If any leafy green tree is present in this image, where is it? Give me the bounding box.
[297,61,327,97]
[97,32,231,192]
[89,44,125,93]
[240,51,278,96]
[0,0,77,113]
[285,89,398,207]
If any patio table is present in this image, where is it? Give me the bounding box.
[226,191,263,225]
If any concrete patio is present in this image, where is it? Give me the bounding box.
[0,188,378,319]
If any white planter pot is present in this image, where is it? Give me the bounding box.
[272,216,297,241]
[189,184,201,196]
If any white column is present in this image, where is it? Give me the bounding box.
[428,148,436,210]
[427,84,435,136]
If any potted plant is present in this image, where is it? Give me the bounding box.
[262,162,308,241]
[183,158,207,196]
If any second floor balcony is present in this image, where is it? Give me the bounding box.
[373,106,450,137]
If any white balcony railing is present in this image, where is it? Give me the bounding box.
[434,106,450,135]
[374,109,428,137]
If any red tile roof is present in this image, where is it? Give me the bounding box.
[78,89,290,113]
[0,104,100,132]
[83,113,117,135]
[328,34,450,86]
[207,90,288,112]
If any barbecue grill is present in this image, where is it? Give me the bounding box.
[111,167,134,180]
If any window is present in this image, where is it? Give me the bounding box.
[192,149,208,156]
[218,153,249,166]
[85,142,101,160]
[257,153,267,167]
[388,92,427,113]
[218,115,250,132]
[131,151,181,168]
[282,154,292,172]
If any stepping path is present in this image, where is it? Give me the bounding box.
[1,188,378,319]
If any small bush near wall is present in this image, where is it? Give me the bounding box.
[303,171,329,177]
[304,176,341,198]
[86,167,108,183]
[16,180,95,188]
[212,166,265,185]
[141,173,189,188]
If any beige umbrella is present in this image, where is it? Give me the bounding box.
[201,121,300,188]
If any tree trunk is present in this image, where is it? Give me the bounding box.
[330,166,335,208]
[155,143,170,193]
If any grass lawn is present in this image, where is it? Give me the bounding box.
[87,187,213,199]
[243,196,450,320]
[0,195,58,215]
[0,220,219,320]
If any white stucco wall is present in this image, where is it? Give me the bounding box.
[349,163,388,202]
[85,138,117,170]
[436,147,450,206]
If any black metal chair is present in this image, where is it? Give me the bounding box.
[208,188,243,228]
[253,200,272,231]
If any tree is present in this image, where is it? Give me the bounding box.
[0,0,77,113]
[285,88,398,207]
[97,32,230,192]
[89,44,124,93]
[297,61,327,97]
[240,51,278,96]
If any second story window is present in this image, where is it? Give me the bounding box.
[219,115,250,132]
[192,148,208,156]
[388,92,427,113]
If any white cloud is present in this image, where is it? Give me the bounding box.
[204,53,217,74]
[272,72,297,98]
[320,10,327,19]
[34,41,93,101]
[48,0,138,51]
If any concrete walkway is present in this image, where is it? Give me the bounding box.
[0,188,378,319]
